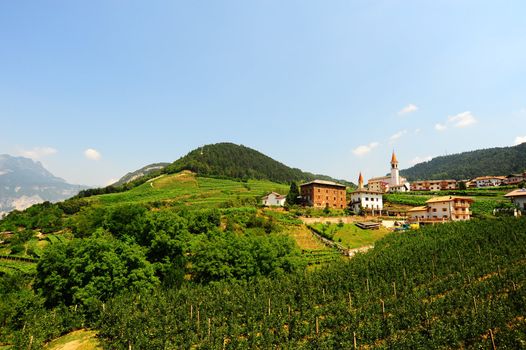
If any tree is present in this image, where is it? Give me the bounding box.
[458,181,467,190]
[286,182,301,206]
[35,231,158,307]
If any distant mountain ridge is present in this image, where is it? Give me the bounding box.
[0,155,87,215]
[113,162,169,186]
[400,142,526,181]
[164,142,353,185]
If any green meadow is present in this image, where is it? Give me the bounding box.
[87,171,289,209]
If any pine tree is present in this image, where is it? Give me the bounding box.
[286,182,300,206]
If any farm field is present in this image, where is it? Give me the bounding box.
[92,218,526,349]
[311,222,391,249]
[87,171,289,209]
[44,329,100,350]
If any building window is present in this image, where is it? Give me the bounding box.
[442,208,447,212]
[432,208,437,212]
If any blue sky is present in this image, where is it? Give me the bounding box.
[1,1,525,186]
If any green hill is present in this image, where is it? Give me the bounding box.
[88,171,289,209]
[401,142,526,180]
[165,142,352,185]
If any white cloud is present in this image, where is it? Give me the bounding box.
[410,155,433,165]
[414,128,421,134]
[435,111,478,132]
[19,146,57,159]
[398,104,418,115]
[435,123,447,131]
[84,148,101,161]
[515,136,526,145]
[389,130,407,143]
[447,111,477,128]
[352,142,379,157]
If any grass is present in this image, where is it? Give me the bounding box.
[0,259,36,275]
[311,223,391,249]
[87,171,289,209]
[44,329,101,350]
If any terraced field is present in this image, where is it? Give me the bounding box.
[88,171,289,209]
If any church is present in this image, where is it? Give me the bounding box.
[367,151,411,193]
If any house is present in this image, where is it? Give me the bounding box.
[350,173,383,214]
[411,179,457,191]
[300,179,347,209]
[504,189,526,212]
[261,192,287,207]
[470,176,506,188]
[408,196,473,223]
[367,151,410,193]
[503,173,526,186]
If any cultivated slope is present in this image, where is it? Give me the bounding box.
[89,171,289,208]
[401,142,526,180]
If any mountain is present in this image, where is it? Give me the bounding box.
[112,162,169,186]
[400,142,526,181]
[164,142,353,185]
[0,155,87,215]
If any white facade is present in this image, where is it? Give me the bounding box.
[408,196,473,222]
[262,192,286,206]
[471,176,506,188]
[505,189,526,212]
[350,190,383,214]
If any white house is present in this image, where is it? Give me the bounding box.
[350,173,383,214]
[408,196,473,222]
[261,192,287,206]
[470,176,506,188]
[504,189,526,212]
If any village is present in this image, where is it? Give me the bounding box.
[262,151,526,228]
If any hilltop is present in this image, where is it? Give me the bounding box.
[164,142,352,185]
[401,142,526,180]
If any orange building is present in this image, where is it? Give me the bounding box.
[300,180,347,209]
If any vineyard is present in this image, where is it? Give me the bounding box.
[29,217,521,349]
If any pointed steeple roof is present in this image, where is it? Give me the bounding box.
[358,172,364,189]
[391,150,398,164]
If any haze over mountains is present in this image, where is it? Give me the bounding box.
[0,155,87,215]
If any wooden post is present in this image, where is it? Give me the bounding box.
[208,318,211,338]
[353,332,357,349]
[268,298,271,316]
[348,292,352,309]
[197,310,200,331]
[380,299,385,316]
[288,305,291,317]
[393,282,397,298]
[316,317,319,335]
[489,329,496,350]
[28,335,33,350]
[190,305,193,319]
[128,341,132,350]
[366,278,370,293]
[473,296,477,313]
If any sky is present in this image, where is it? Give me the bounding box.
[1,1,525,187]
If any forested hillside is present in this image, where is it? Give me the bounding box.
[401,142,526,180]
[165,142,352,185]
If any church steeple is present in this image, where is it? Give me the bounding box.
[358,172,364,190]
[391,150,398,169]
[390,150,400,186]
